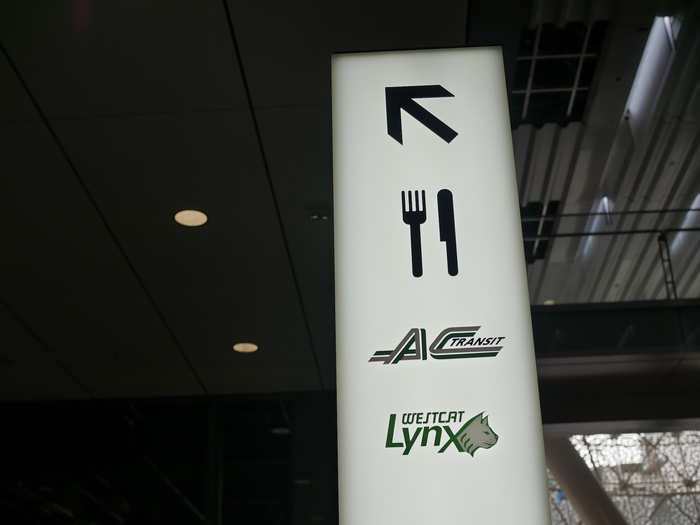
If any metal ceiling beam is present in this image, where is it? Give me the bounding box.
[522,225,700,240]
[545,435,629,525]
[520,206,700,222]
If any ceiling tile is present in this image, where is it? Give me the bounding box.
[228,0,468,107]
[0,122,204,398]
[0,303,86,400]
[0,2,246,117]
[256,107,335,387]
[0,49,36,124]
[53,110,321,393]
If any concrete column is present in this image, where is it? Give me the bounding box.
[545,435,628,525]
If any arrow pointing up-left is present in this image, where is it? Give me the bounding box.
[385,85,458,145]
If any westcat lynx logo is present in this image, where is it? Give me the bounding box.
[369,326,505,364]
[385,410,498,457]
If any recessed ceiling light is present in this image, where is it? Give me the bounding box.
[233,342,258,353]
[271,427,291,436]
[174,209,207,227]
[543,299,556,306]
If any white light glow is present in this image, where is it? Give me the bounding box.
[174,209,208,227]
[671,193,700,254]
[624,17,677,139]
[572,433,645,468]
[233,342,258,353]
[583,196,614,257]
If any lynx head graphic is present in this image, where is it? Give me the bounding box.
[456,412,498,456]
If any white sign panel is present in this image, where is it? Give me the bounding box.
[332,48,549,524]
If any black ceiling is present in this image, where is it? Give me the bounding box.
[1,0,697,401]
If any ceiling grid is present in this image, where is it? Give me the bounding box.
[0,40,209,394]
[220,0,325,390]
[0,298,92,400]
[0,0,698,399]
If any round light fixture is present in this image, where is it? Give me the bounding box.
[233,342,259,353]
[543,299,556,306]
[174,209,208,227]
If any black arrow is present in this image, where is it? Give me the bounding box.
[385,85,458,145]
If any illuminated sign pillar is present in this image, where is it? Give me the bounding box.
[332,48,550,524]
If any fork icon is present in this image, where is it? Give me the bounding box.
[402,190,426,277]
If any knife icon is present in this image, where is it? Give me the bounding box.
[438,189,458,276]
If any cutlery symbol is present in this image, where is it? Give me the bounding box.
[438,189,458,276]
[402,190,426,277]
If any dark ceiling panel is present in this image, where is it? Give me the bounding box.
[0,303,86,400]
[1,1,322,395]
[52,112,321,393]
[0,121,203,398]
[1,37,204,399]
[256,107,335,387]
[0,51,34,124]
[227,0,469,108]
[0,2,246,117]
[226,0,470,388]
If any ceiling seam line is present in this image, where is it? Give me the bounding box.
[220,0,326,391]
[0,41,209,395]
[525,226,700,240]
[574,114,668,303]
[532,125,585,303]
[582,148,635,302]
[0,297,94,398]
[676,166,700,297]
[566,23,592,117]
[677,235,700,296]
[614,25,700,302]
[660,231,700,299]
[530,127,561,259]
[0,104,322,125]
[522,207,700,220]
[518,127,537,204]
[639,129,700,300]
[617,120,684,302]
[521,24,541,121]
[660,140,700,297]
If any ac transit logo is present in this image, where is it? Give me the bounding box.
[369,326,505,364]
[385,410,498,457]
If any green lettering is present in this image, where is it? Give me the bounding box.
[402,427,422,455]
[421,426,443,446]
[438,425,466,453]
[385,414,403,448]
